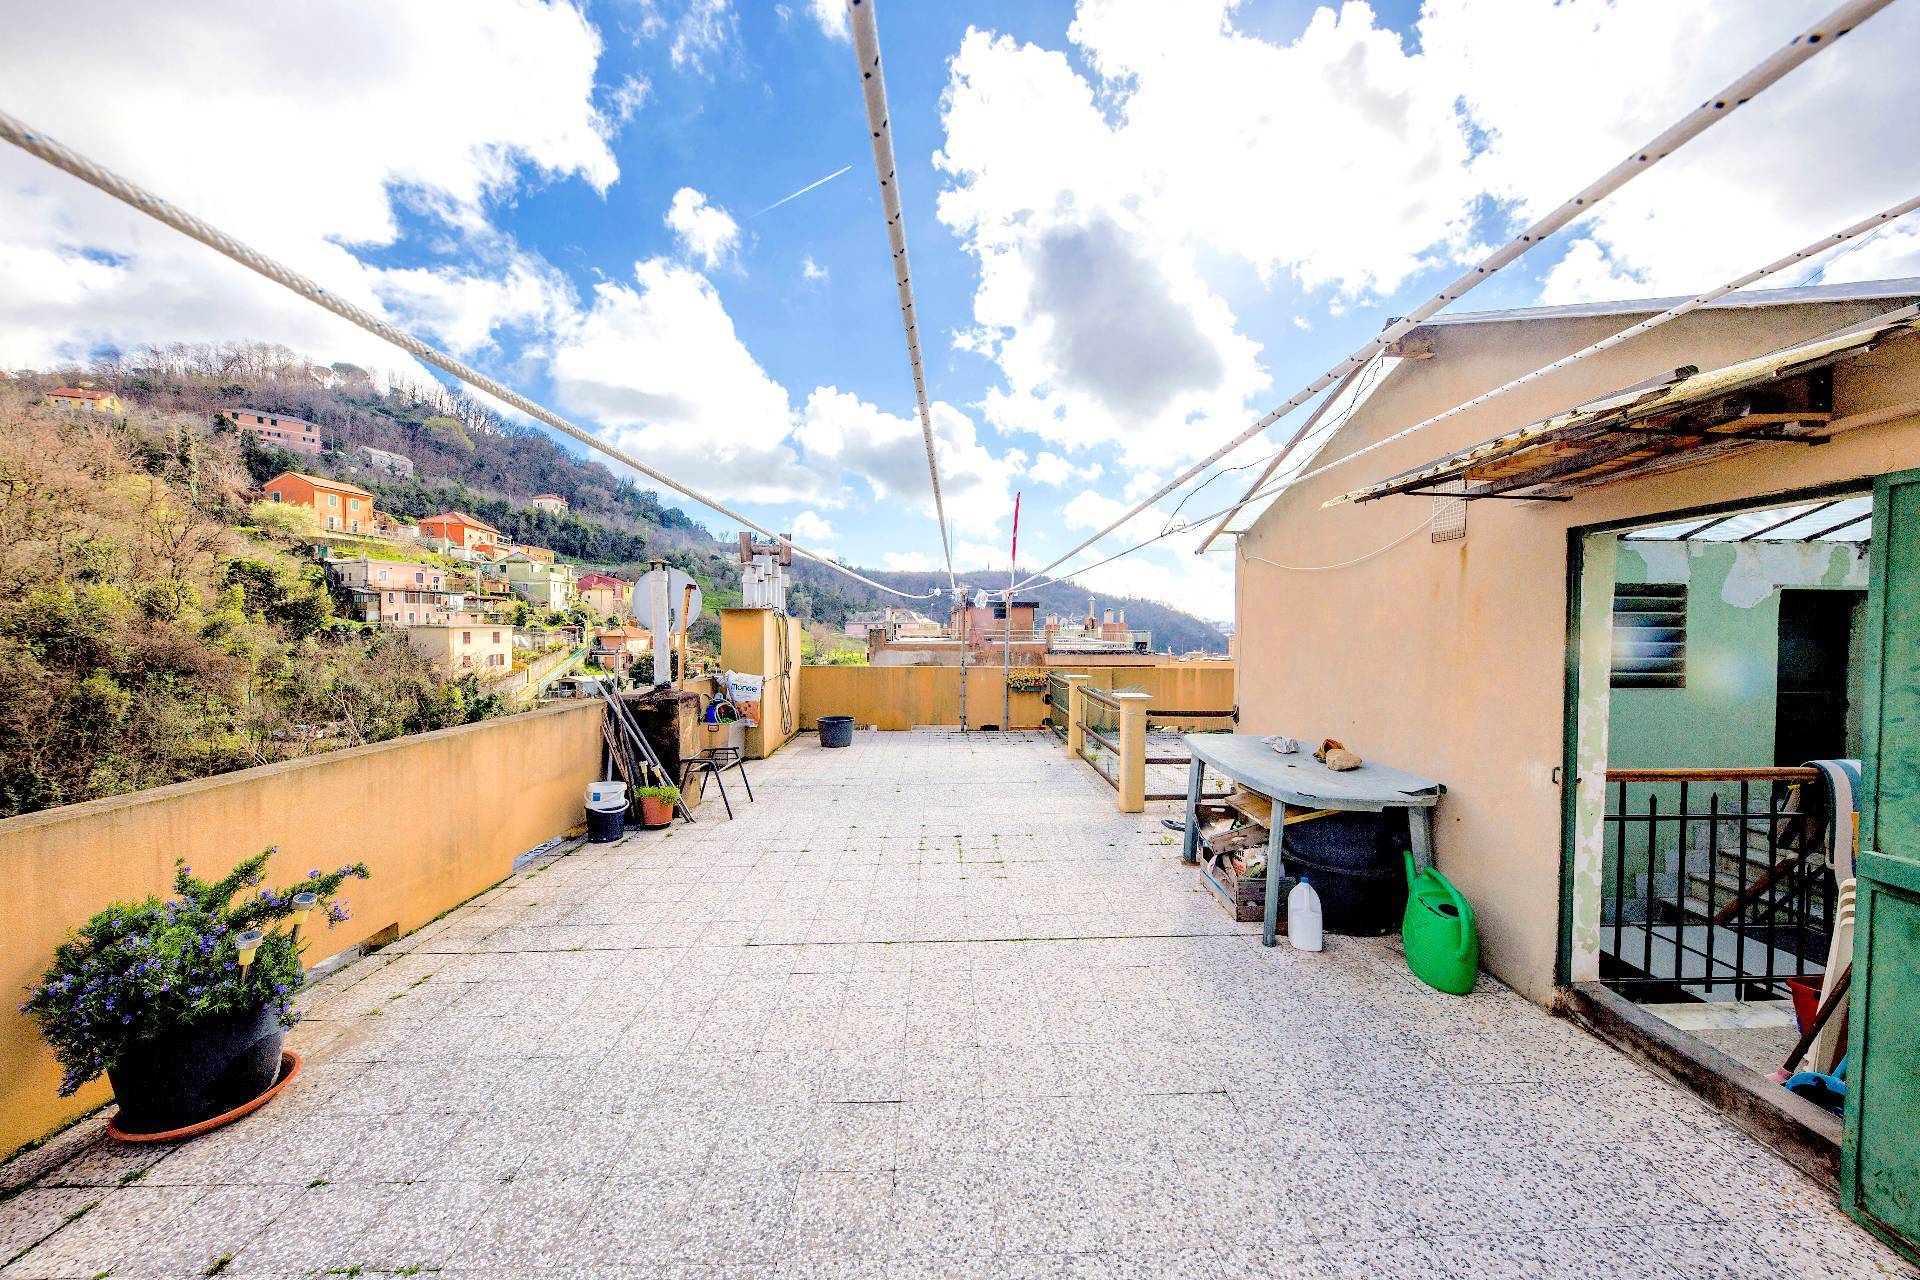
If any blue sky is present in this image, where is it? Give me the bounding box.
[4,0,1918,619]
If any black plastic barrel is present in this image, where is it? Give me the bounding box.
[818,715,855,748]
[1280,809,1410,935]
[586,803,626,843]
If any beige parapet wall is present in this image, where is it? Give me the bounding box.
[0,700,604,1155]
[795,662,1236,731]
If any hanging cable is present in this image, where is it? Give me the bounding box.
[1194,189,1920,547]
[0,107,942,602]
[1009,0,1895,593]
[1166,355,1389,536]
[846,0,957,591]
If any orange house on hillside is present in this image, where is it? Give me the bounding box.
[262,471,373,534]
[419,511,501,552]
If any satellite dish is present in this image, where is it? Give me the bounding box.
[631,567,703,633]
[972,589,989,609]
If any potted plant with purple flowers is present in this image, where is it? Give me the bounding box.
[22,849,369,1137]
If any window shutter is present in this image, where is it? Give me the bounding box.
[1611,582,1686,689]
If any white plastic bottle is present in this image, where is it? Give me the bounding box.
[1288,877,1324,952]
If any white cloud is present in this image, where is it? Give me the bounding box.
[791,510,836,547]
[1124,470,1162,500]
[936,0,1920,477]
[600,74,654,133]
[665,188,741,270]
[795,388,1026,534]
[1070,544,1236,617]
[371,256,576,357]
[668,0,739,75]
[955,540,1014,571]
[548,257,815,502]
[801,254,830,284]
[809,0,849,41]
[0,0,616,372]
[1421,0,1920,300]
[882,551,939,572]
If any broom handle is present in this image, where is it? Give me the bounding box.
[1782,966,1852,1076]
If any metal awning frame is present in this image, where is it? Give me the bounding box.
[1330,305,1920,507]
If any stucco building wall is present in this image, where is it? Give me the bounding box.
[1235,300,1920,1004]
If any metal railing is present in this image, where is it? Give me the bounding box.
[1048,676,1234,810]
[1601,767,1835,1001]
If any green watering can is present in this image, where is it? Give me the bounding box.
[1402,851,1480,995]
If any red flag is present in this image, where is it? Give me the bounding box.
[1010,492,1021,569]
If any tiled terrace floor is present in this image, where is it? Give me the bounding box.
[2,730,1911,1278]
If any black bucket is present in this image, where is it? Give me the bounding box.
[818,715,855,748]
[586,803,627,843]
[1280,810,1410,936]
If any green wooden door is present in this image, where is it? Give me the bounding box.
[1844,467,1920,1258]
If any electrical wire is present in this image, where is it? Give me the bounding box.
[846,0,957,591]
[1009,0,1895,594]
[0,106,943,603]
[1169,355,1390,538]
[1235,515,1435,573]
[1196,189,1920,544]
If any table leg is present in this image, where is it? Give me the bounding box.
[1409,807,1435,872]
[1182,759,1204,865]
[1263,818,1286,948]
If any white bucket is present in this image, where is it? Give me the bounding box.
[586,780,627,806]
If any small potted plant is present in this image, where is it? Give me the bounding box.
[635,782,680,829]
[23,850,369,1137]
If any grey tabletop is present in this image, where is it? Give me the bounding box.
[1183,733,1444,810]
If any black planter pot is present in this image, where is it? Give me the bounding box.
[106,1003,285,1135]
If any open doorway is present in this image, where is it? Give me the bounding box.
[1570,495,1869,1085]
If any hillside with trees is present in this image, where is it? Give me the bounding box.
[0,389,505,818]
[53,343,1230,653]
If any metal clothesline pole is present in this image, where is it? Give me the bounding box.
[846,0,958,591]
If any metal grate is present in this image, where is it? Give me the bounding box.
[1430,493,1467,542]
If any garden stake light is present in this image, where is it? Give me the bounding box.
[287,892,318,947]
[234,930,264,980]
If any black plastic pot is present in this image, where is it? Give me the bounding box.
[107,1003,284,1135]
[1280,810,1410,936]
[818,715,855,748]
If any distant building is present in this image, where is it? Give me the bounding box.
[529,493,569,515]
[404,620,511,674]
[577,572,630,618]
[510,544,556,564]
[480,555,575,611]
[591,625,649,674]
[46,387,124,414]
[351,445,413,478]
[867,594,1153,666]
[418,511,501,552]
[262,471,373,534]
[843,606,941,639]
[235,409,323,455]
[326,557,460,625]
